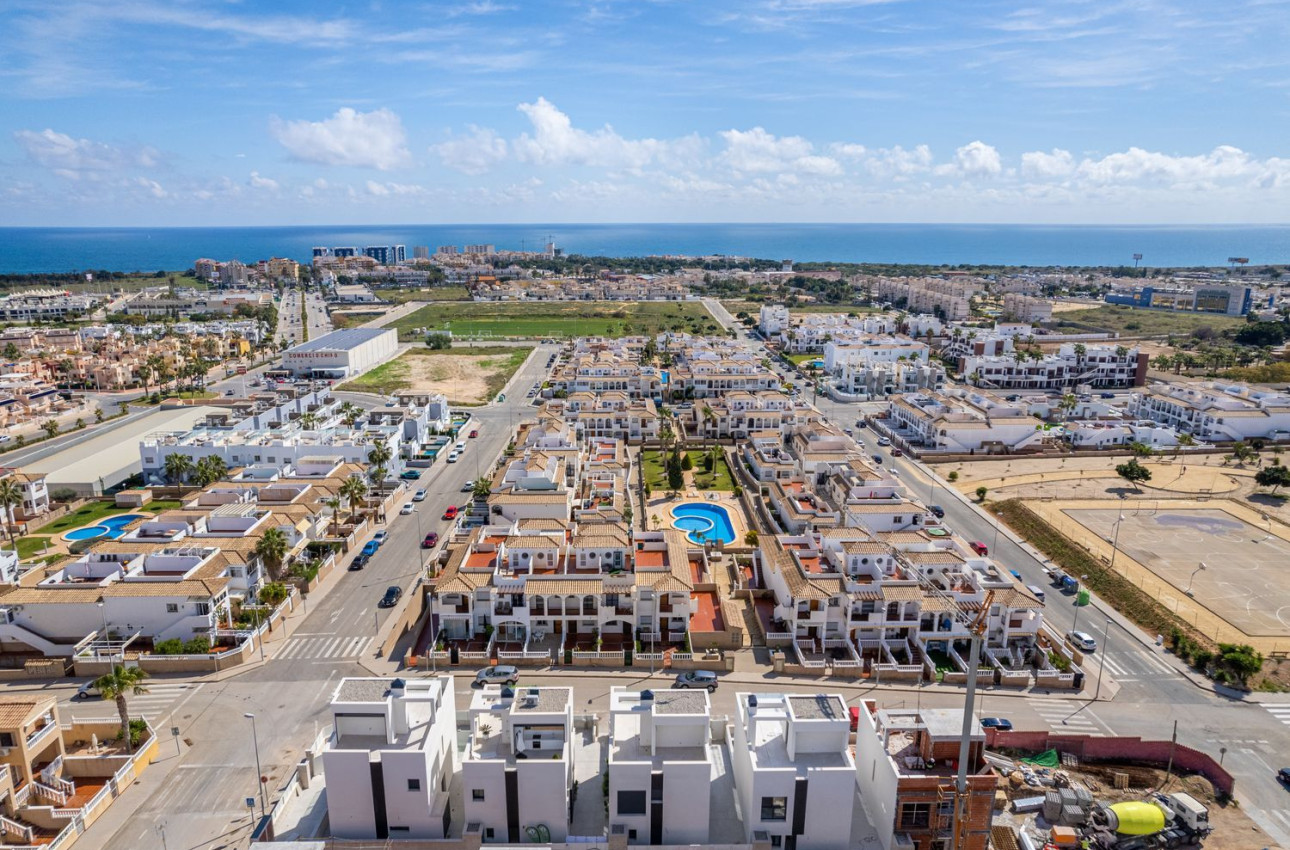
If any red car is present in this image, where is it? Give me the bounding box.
[421,532,439,549]
[968,541,988,556]
[442,506,459,520]
[468,429,479,438]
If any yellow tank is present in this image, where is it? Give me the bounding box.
[1107,802,1167,835]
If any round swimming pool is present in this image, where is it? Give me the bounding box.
[63,514,145,543]
[671,503,736,545]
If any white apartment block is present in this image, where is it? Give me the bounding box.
[1000,293,1053,322]
[772,313,898,353]
[887,390,1047,453]
[0,290,103,322]
[1064,420,1180,450]
[960,343,1147,391]
[731,692,858,850]
[1128,381,1290,442]
[823,339,944,399]
[323,676,458,841]
[759,304,791,337]
[608,687,715,845]
[683,391,797,440]
[869,277,979,321]
[463,685,574,843]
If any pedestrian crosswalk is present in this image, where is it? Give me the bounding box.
[64,682,201,723]
[1256,702,1290,729]
[275,634,373,661]
[1026,698,1114,737]
[1094,650,1175,682]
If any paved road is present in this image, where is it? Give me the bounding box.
[699,298,1290,844]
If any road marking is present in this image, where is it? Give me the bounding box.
[1026,698,1114,737]
[275,635,373,661]
[1257,703,1290,728]
[64,683,202,723]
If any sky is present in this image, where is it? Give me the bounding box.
[1,0,1289,226]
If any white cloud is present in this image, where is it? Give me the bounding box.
[248,171,280,190]
[829,142,868,158]
[433,126,508,175]
[861,144,933,179]
[135,177,166,198]
[1074,145,1252,186]
[719,127,841,175]
[512,97,688,170]
[13,128,157,177]
[1021,148,1076,179]
[269,108,410,170]
[936,141,1001,178]
[365,180,425,196]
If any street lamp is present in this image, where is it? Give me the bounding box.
[1184,562,1206,597]
[1093,617,1113,701]
[244,713,267,818]
[992,512,1004,552]
[1107,513,1125,575]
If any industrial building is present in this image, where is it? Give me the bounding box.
[281,328,398,379]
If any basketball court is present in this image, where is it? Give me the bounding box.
[1064,507,1290,640]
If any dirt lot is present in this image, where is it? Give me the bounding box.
[338,347,531,404]
[995,759,1276,850]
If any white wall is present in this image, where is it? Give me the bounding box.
[381,749,442,837]
[323,749,379,839]
[853,710,898,850]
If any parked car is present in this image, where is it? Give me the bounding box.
[871,454,884,464]
[473,666,519,687]
[968,541,988,555]
[1278,767,1290,787]
[1100,392,1116,399]
[379,585,403,608]
[373,531,388,546]
[421,532,439,549]
[399,470,421,480]
[400,502,415,515]
[877,437,891,446]
[673,670,719,692]
[928,505,945,518]
[891,448,904,457]
[74,682,101,700]
[361,540,380,557]
[469,429,479,438]
[980,717,1013,731]
[349,552,369,571]
[1067,630,1097,652]
[442,505,459,520]
[413,489,427,502]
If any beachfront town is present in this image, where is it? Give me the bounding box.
[0,246,1287,850]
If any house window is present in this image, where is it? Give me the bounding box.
[408,778,421,791]
[194,602,211,615]
[899,802,932,828]
[760,796,787,821]
[472,789,486,802]
[0,732,13,747]
[166,604,179,613]
[618,790,647,815]
[770,836,783,848]
[485,828,495,839]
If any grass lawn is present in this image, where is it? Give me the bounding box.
[16,536,51,559]
[32,502,139,535]
[385,301,718,340]
[381,286,471,304]
[145,499,185,512]
[1047,305,1247,337]
[689,451,735,491]
[784,352,824,366]
[641,450,670,491]
[330,311,386,330]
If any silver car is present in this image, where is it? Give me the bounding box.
[473,665,519,687]
[673,670,719,692]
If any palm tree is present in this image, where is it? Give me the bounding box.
[472,476,492,501]
[299,412,319,431]
[0,477,21,544]
[93,665,149,755]
[254,526,290,582]
[367,443,393,489]
[163,453,193,486]
[340,476,368,519]
[194,455,228,487]
[323,496,342,537]
[1059,393,1078,420]
[339,401,362,428]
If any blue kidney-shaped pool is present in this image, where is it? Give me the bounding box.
[671,503,736,545]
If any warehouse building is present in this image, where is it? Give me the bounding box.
[281,328,398,379]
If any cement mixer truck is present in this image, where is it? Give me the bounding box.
[1084,793,1211,850]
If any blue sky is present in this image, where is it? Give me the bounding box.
[2,0,1289,225]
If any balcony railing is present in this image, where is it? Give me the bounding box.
[25,721,57,751]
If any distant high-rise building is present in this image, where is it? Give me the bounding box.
[362,245,406,265]
[463,244,495,255]
[312,247,331,259]
[413,245,430,259]
[332,247,357,258]
[194,258,219,281]
[437,245,459,255]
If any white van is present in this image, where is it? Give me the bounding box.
[1026,585,1046,603]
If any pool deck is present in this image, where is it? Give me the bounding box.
[645,490,749,551]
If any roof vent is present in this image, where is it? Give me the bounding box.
[501,687,515,698]
[641,690,654,701]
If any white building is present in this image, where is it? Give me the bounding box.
[887,390,1047,454]
[731,692,858,850]
[322,676,457,841]
[824,339,944,399]
[759,305,791,337]
[960,343,1146,391]
[281,328,399,379]
[608,687,715,846]
[463,685,574,843]
[1128,381,1290,442]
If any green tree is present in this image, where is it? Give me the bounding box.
[340,476,369,518]
[666,447,684,492]
[257,582,289,607]
[975,485,988,502]
[744,529,759,546]
[367,443,393,489]
[93,665,150,755]
[1255,464,1290,494]
[0,477,21,544]
[680,452,694,471]
[1128,441,1155,458]
[2,343,20,361]
[1215,643,1264,687]
[41,419,59,440]
[323,496,342,537]
[472,476,492,501]
[163,453,193,486]
[194,455,228,487]
[1115,458,1152,491]
[254,526,291,582]
[425,332,452,349]
[1232,441,1258,465]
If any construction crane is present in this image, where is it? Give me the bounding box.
[951,587,995,850]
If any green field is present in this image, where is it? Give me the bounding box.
[640,449,735,491]
[330,311,386,329]
[785,353,824,366]
[385,301,718,340]
[722,300,877,317]
[1048,305,1247,337]
[381,286,471,304]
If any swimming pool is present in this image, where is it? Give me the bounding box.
[63,514,145,543]
[671,503,737,546]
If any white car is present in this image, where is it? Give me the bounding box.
[447,452,459,463]
[877,437,892,446]
[400,502,415,515]
[413,489,427,502]
[455,441,466,451]
[1067,631,1097,652]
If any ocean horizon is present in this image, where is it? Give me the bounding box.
[1,223,1288,274]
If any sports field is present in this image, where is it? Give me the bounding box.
[384,300,717,340]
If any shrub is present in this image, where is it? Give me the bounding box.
[153,638,184,655]
[115,718,149,748]
[680,453,693,471]
[947,471,959,482]
[182,636,211,654]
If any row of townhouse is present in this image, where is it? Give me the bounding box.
[1127,380,1290,442]
[548,349,664,400]
[0,326,85,354]
[0,289,104,322]
[959,342,1148,391]
[0,379,78,431]
[679,390,799,441]
[823,338,946,398]
[999,292,1053,322]
[429,524,699,652]
[868,277,980,321]
[0,462,369,657]
[886,389,1047,454]
[320,677,993,850]
[758,306,898,352]
[549,392,662,443]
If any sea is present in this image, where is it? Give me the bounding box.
[1,223,1288,274]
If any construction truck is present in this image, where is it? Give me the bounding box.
[1083,793,1211,850]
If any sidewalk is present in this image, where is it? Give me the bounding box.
[70,738,192,850]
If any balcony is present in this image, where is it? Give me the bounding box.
[25,721,57,751]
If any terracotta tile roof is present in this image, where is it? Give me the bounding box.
[841,541,891,554]
[524,578,605,595]
[504,535,560,549]
[918,595,957,613]
[882,585,922,602]
[0,696,53,729]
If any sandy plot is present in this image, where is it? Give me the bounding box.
[1049,300,1103,313]
[401,353,496,402]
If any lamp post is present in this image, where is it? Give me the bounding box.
[1184,562,1206,596]
[1107,513,1125,575]
[992,512,1004,552]
[244,713,266,818]
[1093,617,1113,701]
